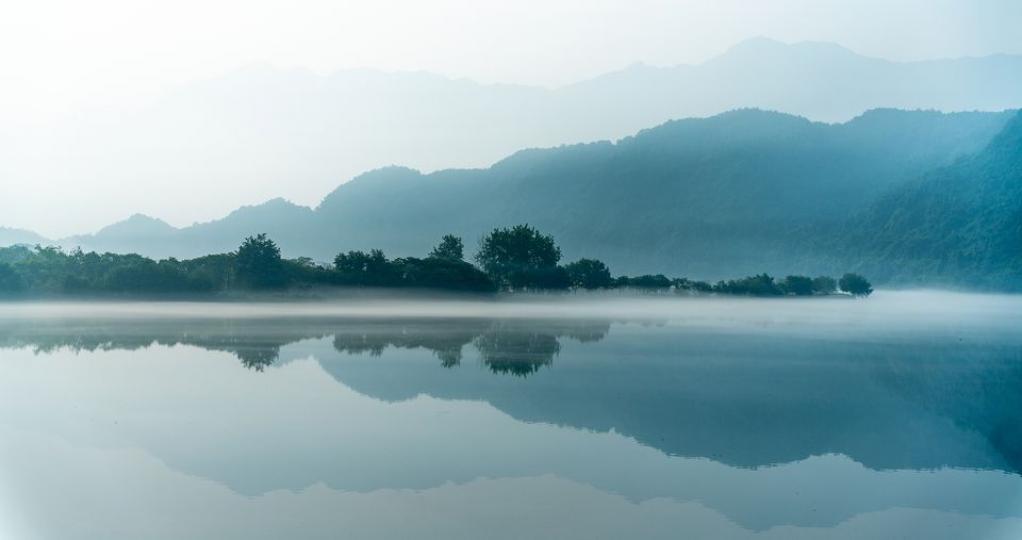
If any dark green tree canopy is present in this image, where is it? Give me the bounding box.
[780,275,814,296]
[397,256,496,292]
[713,273,783,296]
[564,258,613,290]
[333,249,399,286]
[673,277,713,292]
[475,224,562,289]
[616,274,672,290]
[0,236,872,299]
[429,234,464,261]
[839,273,874,297]
[507,266,571,291]
[334,249,388,274]
[812,276,838,295]
[235,234,285,289]
[0,262,25,294]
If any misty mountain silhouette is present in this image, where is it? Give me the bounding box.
[53,107,1019,288]
[0,227,47,247]
[4,37,1022,241]
[92,214,177,239]
[840,109,1022,287]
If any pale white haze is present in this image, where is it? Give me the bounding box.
[2,0,1022,237]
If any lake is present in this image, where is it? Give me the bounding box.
[1,291,1020,539]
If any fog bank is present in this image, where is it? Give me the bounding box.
[1,290,1019,342]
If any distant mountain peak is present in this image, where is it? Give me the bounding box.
[125,212,165,222]
[0,227,49,247]
[259,197,303,208]
[728,35,787,49]
[220,198,312,221]
[709,36,868,66]
[788,39,859,54]
[99,214,175,233]
[64,214,179,243]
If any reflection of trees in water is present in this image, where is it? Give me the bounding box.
[236,346,280,372]
[331,320,491,369]
[2,331,154,354]
[0,319,322,373]
[330,319,609,376]
[0,317,610,376]
[474,324,560,377]
[5,317,1021,474]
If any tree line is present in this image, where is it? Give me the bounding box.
[0,224,872,297]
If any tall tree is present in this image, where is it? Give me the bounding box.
[334,249,398,285]
[235,234,286,289]
[564,258,613,290]
[429,234,464,261]
[811,276,837,295]
[475,225,562,289]
[839,273,873,297]
[780,275,814,296]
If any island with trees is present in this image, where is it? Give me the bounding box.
[0,224,873,298]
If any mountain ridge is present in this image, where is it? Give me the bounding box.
[26,107,1017,289]
[6,37,1022,238]
[839,110,1022,288]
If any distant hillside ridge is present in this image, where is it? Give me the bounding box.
[837,109,1022,289]
[48,107,1017,289]
[5,37,1022,236]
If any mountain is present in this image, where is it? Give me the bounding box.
[66,200,314,257]
[0,227,48,247]
[567,37,1022,126]
[839,111,1022,289]
[65,108,1015,284]
[93,214,176,238]
[62,214,178,255]
[5,38,1022,236]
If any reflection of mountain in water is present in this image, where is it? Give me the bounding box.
[877,355,1022,473]
[1,317,1019,475]
[320,325,1022,475]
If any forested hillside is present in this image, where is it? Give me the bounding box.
[838,110,1022,289]
[13,108,1017,289]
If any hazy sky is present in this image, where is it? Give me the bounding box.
[2,0,1022,236]
[3,0,1021,118]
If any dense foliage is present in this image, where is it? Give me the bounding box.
[475,225,562,290]
[236,233,286,289]
[837,111,1022,290]
[0,226,870,298]
[838,273,874,297]
[564,259,614,290]
[429,235,464,261]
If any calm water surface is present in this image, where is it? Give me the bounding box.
[1,291,1020,539]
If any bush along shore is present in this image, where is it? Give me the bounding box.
[0,224,873,298]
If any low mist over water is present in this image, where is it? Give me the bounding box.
[3,289,1019,339]
[1,289,1020,539]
